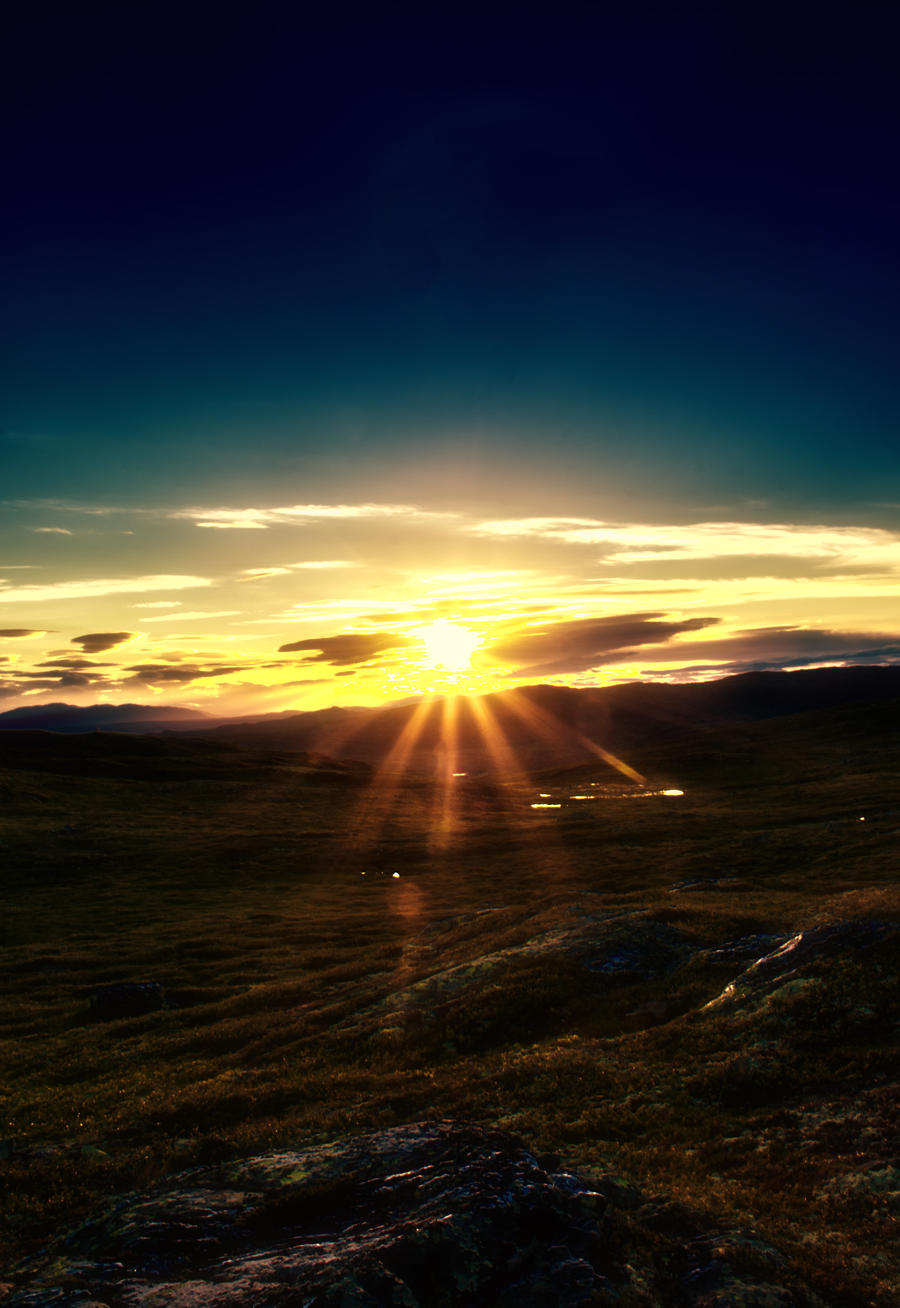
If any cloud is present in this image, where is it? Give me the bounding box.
[239,561,356,580]
[138,610,241,623]
[483,613,720,676]
[290,560,355,569]
[32,527,73,535]
[38,658,114,669]
[0,629,44,637]
[278,631,419,666]
[264,599,435,623]
[195,518,267,530]
[123,663,250,684]
[645,643,900,682]
[132,601,183,610]
[174,503,457,530]
[12,670,98,687]
[72,632,134,653]
[3,498,150,517]
[470,517,900,570]
[0,575,213,603]
[639,625,900,670]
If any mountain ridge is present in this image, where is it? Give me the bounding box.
[2,665,898,776]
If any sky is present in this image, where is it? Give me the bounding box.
[2,2,899,714]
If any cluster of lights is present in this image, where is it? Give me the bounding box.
[529,785,685,810]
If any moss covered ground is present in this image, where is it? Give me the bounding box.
[1,705,897,1304]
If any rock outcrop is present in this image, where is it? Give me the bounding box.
[7,1120,833,1308]
[9,1122,612,1307]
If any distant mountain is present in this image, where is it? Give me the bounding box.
[0,702,211,733]
[196,665,900,775]
[2,666,898,774]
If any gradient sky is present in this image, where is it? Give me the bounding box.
[2,3,899,714]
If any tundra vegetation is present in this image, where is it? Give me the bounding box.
[0,693,897,1304]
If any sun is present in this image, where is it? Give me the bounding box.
[416,619,481,671]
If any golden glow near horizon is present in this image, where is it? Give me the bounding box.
[1,498,900,714]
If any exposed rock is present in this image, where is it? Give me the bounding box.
[378,911,695,1017]
[704,921,895,1010]
[7,1122,614,1308]
[88,982,166,1021]
[680,1230,826,1308]
[6,1125,835,1308]
[705,934,788,965]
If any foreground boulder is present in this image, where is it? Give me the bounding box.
[9,1122,611,1307]
[7,1120,833,1307]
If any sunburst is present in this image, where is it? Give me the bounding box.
[416,619,481,671]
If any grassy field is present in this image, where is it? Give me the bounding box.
[1,705,898,1304]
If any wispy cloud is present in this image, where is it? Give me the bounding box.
[290,560,355,569]
[9,671,97,688]
[38,658,115,670]
[635,625,900,670]
[72,632,134,653]
[6,497,454,530]
[278,631,419,666]
[0,575,213,604]
[174,503,457,529]
[122,662,251,684]
[482,613,719,677]
[194,516,267,530]
[139,610,241,623]
[0,629,45,638]
[3,499,155,518]
[32,527,73,535]
[470,517,900,569]
[239,560,355,581]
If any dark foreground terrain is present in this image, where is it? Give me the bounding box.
[1,688,898,1305]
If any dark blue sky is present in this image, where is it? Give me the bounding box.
[2,3,900,713]
[3,1,899,516]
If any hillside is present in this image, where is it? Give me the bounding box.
[5,666,897,780]
[1,689,898,1305]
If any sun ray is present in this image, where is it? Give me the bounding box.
[342,698,436,864]
[465,694,528,777]
[499,687,647,786]
[427,694,463,855]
